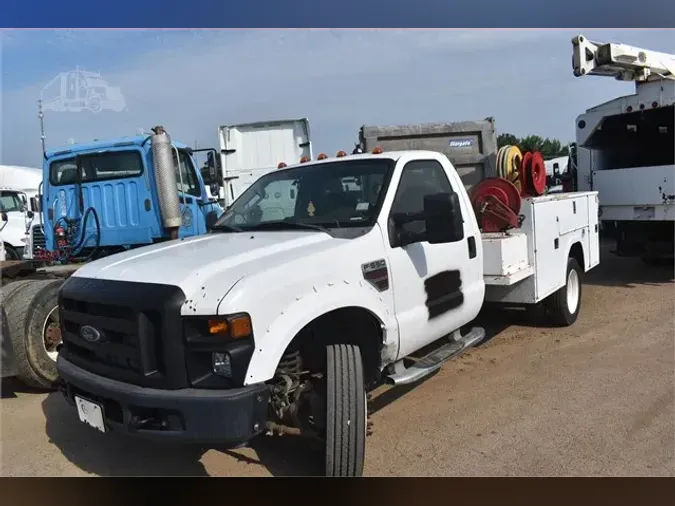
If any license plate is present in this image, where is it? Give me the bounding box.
[74,396,106,433]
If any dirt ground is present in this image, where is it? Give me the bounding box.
[1,242,673,477]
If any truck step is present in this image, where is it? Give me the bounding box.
[386,327,486,386]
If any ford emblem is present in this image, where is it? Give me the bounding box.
[80,325,102,343]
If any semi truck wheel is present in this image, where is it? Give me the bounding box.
[545,257,582,327]
[5,279,63,390]
[325,344,367,477]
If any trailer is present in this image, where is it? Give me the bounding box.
[205,119,313,208]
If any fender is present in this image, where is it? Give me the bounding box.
[540,231,589,301]
[563,232,588,270]
[243,280,398,385]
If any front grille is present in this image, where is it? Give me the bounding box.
[31,224,46,252]
[59,277,187,389]
[60,299,155,377]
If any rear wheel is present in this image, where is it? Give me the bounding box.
[545,257,582,327]
[325,344,367,477]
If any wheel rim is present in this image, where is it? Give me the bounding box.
[42,305,62,362]
[566,268,580,315]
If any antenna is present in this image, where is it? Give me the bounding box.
[38,99,46,158]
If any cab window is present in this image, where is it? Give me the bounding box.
[174,150,201,197]
[388,159,459,241]
[49,150,144,186]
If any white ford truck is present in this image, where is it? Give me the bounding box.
[55,149,599,476]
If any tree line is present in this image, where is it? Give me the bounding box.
[497,133,571,159]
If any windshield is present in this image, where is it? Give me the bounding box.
[50,150,143,186]
[0,191,25,212]
[213,158,395,231]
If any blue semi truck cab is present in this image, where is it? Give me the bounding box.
[25,127,223,263]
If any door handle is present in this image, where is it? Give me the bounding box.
[467,236,477,259]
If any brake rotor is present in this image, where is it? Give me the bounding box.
[526,151,547,196]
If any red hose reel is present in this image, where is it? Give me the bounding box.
[470,178,522,232]
[521,151,547,197]
[470,150,547,232]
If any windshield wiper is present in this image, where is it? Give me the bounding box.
[244,221,333,235]
[210,223,243,233]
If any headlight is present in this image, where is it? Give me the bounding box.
[183,313,255,388]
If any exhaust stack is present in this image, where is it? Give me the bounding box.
[150,126,182,238]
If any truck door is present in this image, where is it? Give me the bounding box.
[173,150,205,237]
[384,159,484,360]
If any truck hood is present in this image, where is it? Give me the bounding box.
[73,231,338,301]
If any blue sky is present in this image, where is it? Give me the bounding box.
[1,29,674,168]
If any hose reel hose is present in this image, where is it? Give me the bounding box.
[496,145,523,191]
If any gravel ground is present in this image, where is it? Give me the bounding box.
[1,243,673,477]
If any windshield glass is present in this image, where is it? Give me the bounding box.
[213,158,395,230]
[0,191,24,212]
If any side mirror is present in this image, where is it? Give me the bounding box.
[205,210,219,231]
[209,182,220,196]
[27,210,34,219]
[1,211,8,222]
[423,192,464,244]
[29,196,40,213]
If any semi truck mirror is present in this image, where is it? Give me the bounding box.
[210,182,220,195]
[1,211,7,222]
[29,196,40,213]
[423,192,464,244]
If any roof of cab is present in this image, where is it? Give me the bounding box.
[44,135,190,159]
[280,149,444,171]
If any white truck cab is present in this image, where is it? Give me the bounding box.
[55,150,599,476]
[0,188,33,261]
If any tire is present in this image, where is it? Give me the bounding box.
[2,305,17,378]
[325,344,367,477]
[3,244,20,261]
[5,279,63,390]
[87,96,102,113]
[1,279,39,302]
[545,257,582,327]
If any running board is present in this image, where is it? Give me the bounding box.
[386,327,486,386]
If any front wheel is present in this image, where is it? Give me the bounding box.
[325,344,367,477]
[545,257,582,327]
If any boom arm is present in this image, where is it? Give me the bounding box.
[572,34,675,82]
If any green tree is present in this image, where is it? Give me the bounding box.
[497,133,519,148]
[497,132,571,158]
[540,138,562,158]
[519,135,545,154]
